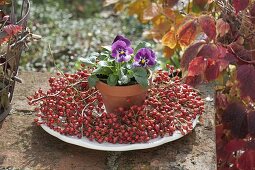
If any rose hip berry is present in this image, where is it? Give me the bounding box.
[29,68,204,144]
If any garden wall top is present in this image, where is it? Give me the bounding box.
[0,71,216,170]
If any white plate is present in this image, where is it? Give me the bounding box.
[40,116,199,151]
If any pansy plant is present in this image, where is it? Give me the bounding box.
[80,35,156,88]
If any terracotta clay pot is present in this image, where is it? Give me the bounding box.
[96,81,148,113]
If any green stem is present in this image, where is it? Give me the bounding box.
[117,62,122,77]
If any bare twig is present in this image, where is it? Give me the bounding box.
[30,80,88,103]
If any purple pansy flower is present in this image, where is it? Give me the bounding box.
[112,35,131,46]
[111,35,133,62]
[133,48,156,67]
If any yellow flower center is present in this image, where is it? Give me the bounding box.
[119,50,125,55]
[141,59,146,64]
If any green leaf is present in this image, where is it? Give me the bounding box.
[91,52,100,56]
[134,41,152,53]
[88,75,99,87]
[126,63,133,70]
[98,61,109,67]
[98,50,111,60]
[74,61,82,69]
[133,67,147,77]
[79,55,97,66]
[118,68,130,85]
[119,75,130,85]
[93,66,112,76]
[107,74,118,86]
[134,42,146,54]
[127,70,134,78]
[134,76,148,88]
[98,54,109,60]
[101,45,111,52]
[107,57,115,63]
[133,67,148,88]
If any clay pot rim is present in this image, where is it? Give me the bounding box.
[95,70,153,97]
[96,81,147,97]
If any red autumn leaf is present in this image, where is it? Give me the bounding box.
[177,19,198,47]
[197,44,227,59]
[204,59,220,81]
[162,8,175,19]
[0,36,9,45]
[143,3,160,21]
[162,28,177,49]
[222,102,248,138]
[248,111,255,137]
[216,18,230,37]
[233,0,249,14]
[0,0,10,5]
[181,41,206,70]
[152,15,171,35]
[229,43,253,62]
[163,46,175,58]
[162,0,179,8]
[187,56,207,77]
[185,75,203,86]
[205,59,228,81]
[3,24,23,35]
[0,24,22,44]
[246,140,255,150]
[128,0,150,23]
[217,45,228,59]
[198,15,216,40]
[216,124,224,140]
[217,150,231,164]
[216,124,240,169]
[183,43,229,83]
[197,44,218,58]
[216,93,229,110]
[218,59,229,72]
[224,139,246,153]
[224,50,238,64]
[237,64,255,101]
[237,150,255,170]
[216,124,226,149]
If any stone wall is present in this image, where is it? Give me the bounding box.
[0,71,216,170]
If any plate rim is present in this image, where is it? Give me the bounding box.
[40,116,199,151]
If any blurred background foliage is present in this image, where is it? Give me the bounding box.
[23,0,151,72]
